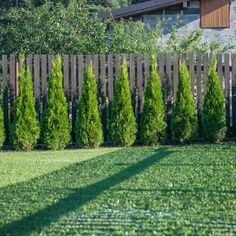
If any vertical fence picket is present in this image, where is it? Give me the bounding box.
[173,53,179,101]
[41,55,47,110]
[196,53,202,134]
[129,54,136,112]
[63,55,70,102]
[100,55,107,139]
[166,53,172,130]
[10,55,16,124]
[218,54,223,84]
[115,55,121,78]
[189,53,195,95]
[137,54,143,115]
[108,54,113,109]
[2,55,9,144]
[26,55,32,74]
[93,54,99,81]
[224,54,230,131]
[34,55,41,122]
[158,53,164,89]
[232,54,236,135]
[203,53,209,95]
[78,55,84,99]
[144,54,150,89]
[71,55,77,140]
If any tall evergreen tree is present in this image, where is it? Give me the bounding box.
[172,62,197,143]
[140,57,166,145]
[109,59,137,146]
[76,61,103,148]
[203,56,226,142]
[11,53,40,150]
[43,55,70,150]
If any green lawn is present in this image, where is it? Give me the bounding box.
[0,145,235,235]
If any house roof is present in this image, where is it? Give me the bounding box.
[98,0,187,19]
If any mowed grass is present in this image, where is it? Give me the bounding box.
[0,145,235,235]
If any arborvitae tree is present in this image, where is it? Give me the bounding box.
[109,59,137,146]
[203,56,226,142]
[172,62,197,143]
[140,57,166,145]
[0,106,5,148]
[11,54,40,150]
[76,61,103,148]
[43,55,70,150]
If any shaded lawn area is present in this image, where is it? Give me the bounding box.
[0,145,235,235]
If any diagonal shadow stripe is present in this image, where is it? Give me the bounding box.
[0,147,172,235]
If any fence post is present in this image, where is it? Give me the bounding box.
[232,54,236,136]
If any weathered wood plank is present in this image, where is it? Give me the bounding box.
[2,55,9,143]
[224,53,230,131]
[232,54,236,135]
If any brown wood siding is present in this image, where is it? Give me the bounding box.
[200,0,230,28]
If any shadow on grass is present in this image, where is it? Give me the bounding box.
[0,147,172,235]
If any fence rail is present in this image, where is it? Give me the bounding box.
[1,53,236,143]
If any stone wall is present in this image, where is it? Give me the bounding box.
[142,0,236,49]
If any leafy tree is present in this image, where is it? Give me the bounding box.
[76,61,103,148]
[140,57,166,145]
[172,62,197,143]
[11,53,40,150]
[43,55,70,150]
[202,56,226,142]
[109,59,137,146]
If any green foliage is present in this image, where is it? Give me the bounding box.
[1,1,231,55]
[109,59,137,146]
[11,53,40,150]
[0,106,5,148]
[140,57,166,145]
[43,55,70,150]
[172,62,197,143]
[76,61,103,148]
[202,57,226,142]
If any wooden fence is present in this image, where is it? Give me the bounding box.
[1,53,236,143]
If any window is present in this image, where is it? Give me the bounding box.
[200,0,230,28]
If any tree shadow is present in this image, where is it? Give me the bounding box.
[0,147,172,235]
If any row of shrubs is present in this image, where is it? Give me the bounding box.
[0,53,226,150]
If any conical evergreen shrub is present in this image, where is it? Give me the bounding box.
[172,62,197,143]
[110,59,137,146]
[76,61,103,148]
[11,53,40,150]
[203,56,226,142]
[43,55,70,150]
[140,57,166,145]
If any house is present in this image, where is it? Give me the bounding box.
[99,0,236,47]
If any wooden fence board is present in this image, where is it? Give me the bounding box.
[41,55,47,109]
[108,54,113,106]
[26,55,32,74]
[144,54,150,89]
[34,55,41,122]
[129,54,136,111]
[10,55,16,124]
[158,53,165,89]
[189,53,195,95]
[115,55,121,78]
[93,54,99,81]
[166,53,172,127]
[137,54,143,114]
[71,55,77,139]
[203,53,209,95]
[173,53,179,101]
[2,55,9,144]
[232,54,236,135]
[100,54,107,139]
[63,55,69,102]
[78,55,84,98]
[224,53,230,130]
